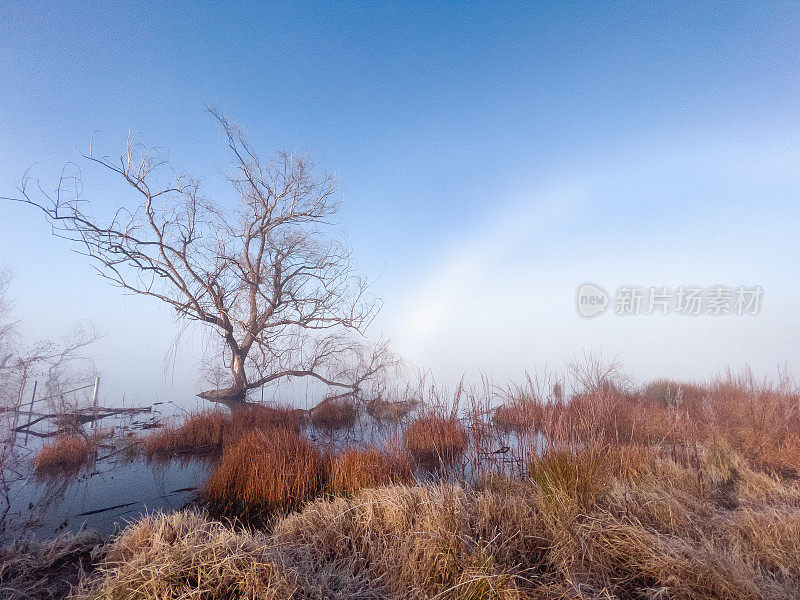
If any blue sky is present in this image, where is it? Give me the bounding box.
[1,2,799,404]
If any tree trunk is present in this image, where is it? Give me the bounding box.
[231,351,247,390]
[197,347,248,403]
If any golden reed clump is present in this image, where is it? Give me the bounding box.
[326,446,412,496]
[31,435,98,478]
[404,414,468,466]
[145,404,302,459]
[310,396,358,431]
[272,484,522,599]
[145,409,227,457]
[224,404,303,441]
[205,429,325,515]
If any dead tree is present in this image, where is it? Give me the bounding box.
[8,110,395,403]
[0,269,97,414]
[0,270,97,525]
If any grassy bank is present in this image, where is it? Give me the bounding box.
[19,450,798,599]
[4,372,799,599]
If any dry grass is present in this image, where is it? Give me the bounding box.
[642,378,707,408]
[80,509,297,600]
[310,396,359,431]
[326,446,412,495]
[0,531,101,600]
[703,377,800,476]
[493,398,541,433]
[25,370,800,599]
[73,452,800,600]
[225,403,304,440]
[493,372,799,480]
[758,434,800,476]
[366,396,419,423]
[145,404,302,459]
[31,435,98,479]
[278,460,800,599]
[404,414,468,466]
[145,409,227,457]
[205,429,326,515]
[273,484,521,599]
[529,449,612,506]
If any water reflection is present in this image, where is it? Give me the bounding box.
[2,453,209,542]
[1,405,211,542]
[2,398,548,542]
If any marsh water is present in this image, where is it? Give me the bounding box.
[2,455,208,542]
[0,401,379,542]
[1,397,543,543]
[0,402,214,543]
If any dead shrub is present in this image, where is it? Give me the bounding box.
[404,414,468,466]
[366,396,418,423]
[493,398,541,433]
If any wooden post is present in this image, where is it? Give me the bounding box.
[91,376,100,429]
[10,377,26,448]
[23,380,38,445]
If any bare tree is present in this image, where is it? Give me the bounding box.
[0,269,97,518]
[0,270,97,414]
[7,111,395,403]
[566,350,633,396]
[0,269,15,378]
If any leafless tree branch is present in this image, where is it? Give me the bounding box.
[7,111,395,403]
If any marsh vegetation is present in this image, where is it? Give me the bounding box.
[2,366,799,599]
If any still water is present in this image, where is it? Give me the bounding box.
[1,403,211,543]
[2,456,209,542]
[1,401,543,542]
